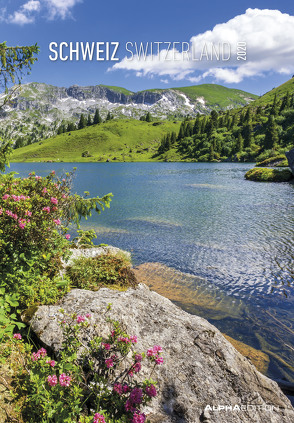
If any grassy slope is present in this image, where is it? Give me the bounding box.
[138,84,258,107]
[252,78,294,106]
[173,85,258,107]
[12,120,181,162]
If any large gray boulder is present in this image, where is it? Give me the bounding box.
[27,285,294,423]
[286,148,294,175]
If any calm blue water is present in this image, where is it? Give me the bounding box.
[9,162,294,383]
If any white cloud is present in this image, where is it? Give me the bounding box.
[5,0,82,24]
[160,79,169,84]
[9,10,35,25]
[44,0,83,20]
[22,1,41,12]
[111,8,294,84]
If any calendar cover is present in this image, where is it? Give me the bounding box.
[0,1,294,422]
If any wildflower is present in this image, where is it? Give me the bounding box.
[132,412,146,423]
[47,375,58,387]
[155,356,164,365]
[76,315,86,323]
[130,335,138,344]
[134,353,142,362]
[39,348,47,357]
[51,170,55,175]
[46,360,56,367]
[85,313,91,318]
[13,333,22,340]
[42,187,48,194]
[93,413,105,423]
[53,219,61,225]
[105,358,114,368]
[102,343,111,350]
[130,387,143,405]
[122,384,130,393]
[25,210,32,216]
[133,362,141,373]
[50,197,58,205]
[2,194,9,200]
[31,352,40,361]
[65,234,71,240]
[42,206,50,213]
[113,383,123,395]
[59,373,72,387]
[145,384,157,397]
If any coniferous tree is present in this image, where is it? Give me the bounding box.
[178,122,185,140]
[193,114,201,135]
[264,115,279,150]
[93,109,102,124]
[87,114,92,126]
[78,114,87,130]
[105,111,112,121]
[236,132,244,152]
[145,112,152,122]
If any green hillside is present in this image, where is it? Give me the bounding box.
[138,84,257,108]
[156,78,294,163]
[173,84,258,107]
[11,119,181,162]
[252,77,294,106]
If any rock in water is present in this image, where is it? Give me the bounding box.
[286,148,294,175]
[28,284,294,423]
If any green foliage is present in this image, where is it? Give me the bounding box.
[155,80,294,163]
[256,155,287,167]
[245,167,293,182]
[66,253,137,290]
[12,119,181,162]
[0,289,25,343]
[73,229,97,248]
[0,42,39,96]
[0,169,112,307]
[14,311,161,422]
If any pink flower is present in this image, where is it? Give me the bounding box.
[145,384,157,397]
[31,352,40,361]
[25,210,32,216]
[130,387,143,405]
[132,412,146,423]
[13,333,22,340]
[105,358,114,368]
[102,343,111,350]
[85,313,91,318]
[39,348,47,357]
[76,315,85,323]
[155,357,164,365]
[35,175,42,180]
[93,413,105,423]
[133,362,141,373]
[42,187,48,194]
[0,208,2,215]
[46,360,56,367]
[42,206,50,213]
[134,354,142,362]
[122,384,130,393]
[50,197,58,205]
[65,234,71,240]
[51,170,55,175]
[2,194,9,200]
[130,335,138,344]
[47,375,58,387]
[59,373,72,387]
[53,219,61,225]
[113,383,123,395]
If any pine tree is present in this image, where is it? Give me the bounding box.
[193,115,201,135]
[236,133,244,152]
[171,132,177,144]
[78,114,87,130]
[178,122,185,140]
[105,112,112,121]
[270,94,278,116]
[145,112,152,122]
[264,115,279,150]
[243,124,253,148]
[87,114,92,126]
[93,109,102,124]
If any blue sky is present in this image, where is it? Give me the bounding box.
[1,0,294,95]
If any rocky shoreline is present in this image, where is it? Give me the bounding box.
[25,248,294,423]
